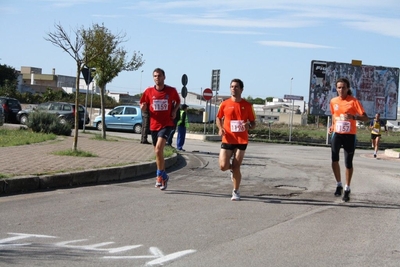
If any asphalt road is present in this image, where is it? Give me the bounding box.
[1,131,400,267]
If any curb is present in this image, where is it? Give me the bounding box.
[385,149,400,158]
[0,154,178,195]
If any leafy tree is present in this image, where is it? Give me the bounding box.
[45,23,102,150]
[82,23,145,139]
[0,64,17,87]
[0,64,18,97]
[245,96,265,105]
[253,97,265,104]
[266,97,273,102]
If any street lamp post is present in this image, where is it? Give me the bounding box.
[290,77,293,95]
[289,77,294,141]
[139,70,144,95]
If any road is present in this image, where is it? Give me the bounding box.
[1,131,400,267]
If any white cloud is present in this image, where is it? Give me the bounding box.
[344,17,400,38]
[134,0,400,39]
[257,41,336,49]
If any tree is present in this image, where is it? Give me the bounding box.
[0,64,18,97]
[45,23,101,151]
[0,64,17,87]
[82,23,145,139]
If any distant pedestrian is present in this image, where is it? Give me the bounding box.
[140,68,180,190]
[216,78,256,201]
[166,105,180,146]
[369,113,387,158]
[329,77,369,202]
[140,102,151,145]
[177,104,189,151]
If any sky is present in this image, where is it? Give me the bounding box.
[1,0,400,103]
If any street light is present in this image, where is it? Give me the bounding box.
[290,77,293,95]
[139,70,144,95]
[289,77,294,141]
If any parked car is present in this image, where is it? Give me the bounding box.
[0,105,4,126]
[0,96,22,123]
[17,101,90,128]
[92,105,142,133]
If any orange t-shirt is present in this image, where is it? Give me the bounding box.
[330,95,366,135]
[217,98,256,144]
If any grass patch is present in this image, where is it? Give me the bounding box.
[394,148,400,152]
[0,173,10,179]
[0,128,57,147]
[164,145,175,158]
[52,149,97,157]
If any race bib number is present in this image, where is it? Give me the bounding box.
[372,128,379,134]
[230,120,245,132]
[153,99,168,111]
[335,121,351,133]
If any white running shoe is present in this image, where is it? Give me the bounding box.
[231,190,240,201]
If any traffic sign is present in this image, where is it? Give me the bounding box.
[203,88,213,101]
[181,74,188,86]
[181,86,188,98]
[284,94,304,100]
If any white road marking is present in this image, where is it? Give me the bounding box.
[146,249,197,265]
[2,232,196,264]
[55,239,142,253]
[0,233,56,244]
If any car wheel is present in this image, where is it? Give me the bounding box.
[96,121,104,131]
[20,114,28,125]
[134,124,142,134]
[59,118,67,125]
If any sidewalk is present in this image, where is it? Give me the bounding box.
[0,130,174,194]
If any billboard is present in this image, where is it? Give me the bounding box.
[308,60,399,120]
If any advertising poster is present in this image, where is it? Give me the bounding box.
[308,60,399,120]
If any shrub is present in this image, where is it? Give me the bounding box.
[27,111,72,136]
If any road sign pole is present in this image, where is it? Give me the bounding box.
[289,101,294,142]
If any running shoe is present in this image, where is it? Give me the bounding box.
[334,185,343,197]
[374,154,377,158]
[231,190,240,201]
[155,176,162,188]
[160,175,169,190]
[342,189,351,202]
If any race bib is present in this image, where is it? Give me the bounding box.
[372,128,379,134]
[230,120,245,132]
[335,121,351,133]
[153,99,168,111]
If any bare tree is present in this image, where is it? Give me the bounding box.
[82,23,145,139]
[45,23,98,150]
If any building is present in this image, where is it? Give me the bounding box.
[17,66,100,96]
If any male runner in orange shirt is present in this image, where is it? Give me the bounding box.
[216,79,256,201]
[329,78,369,202]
